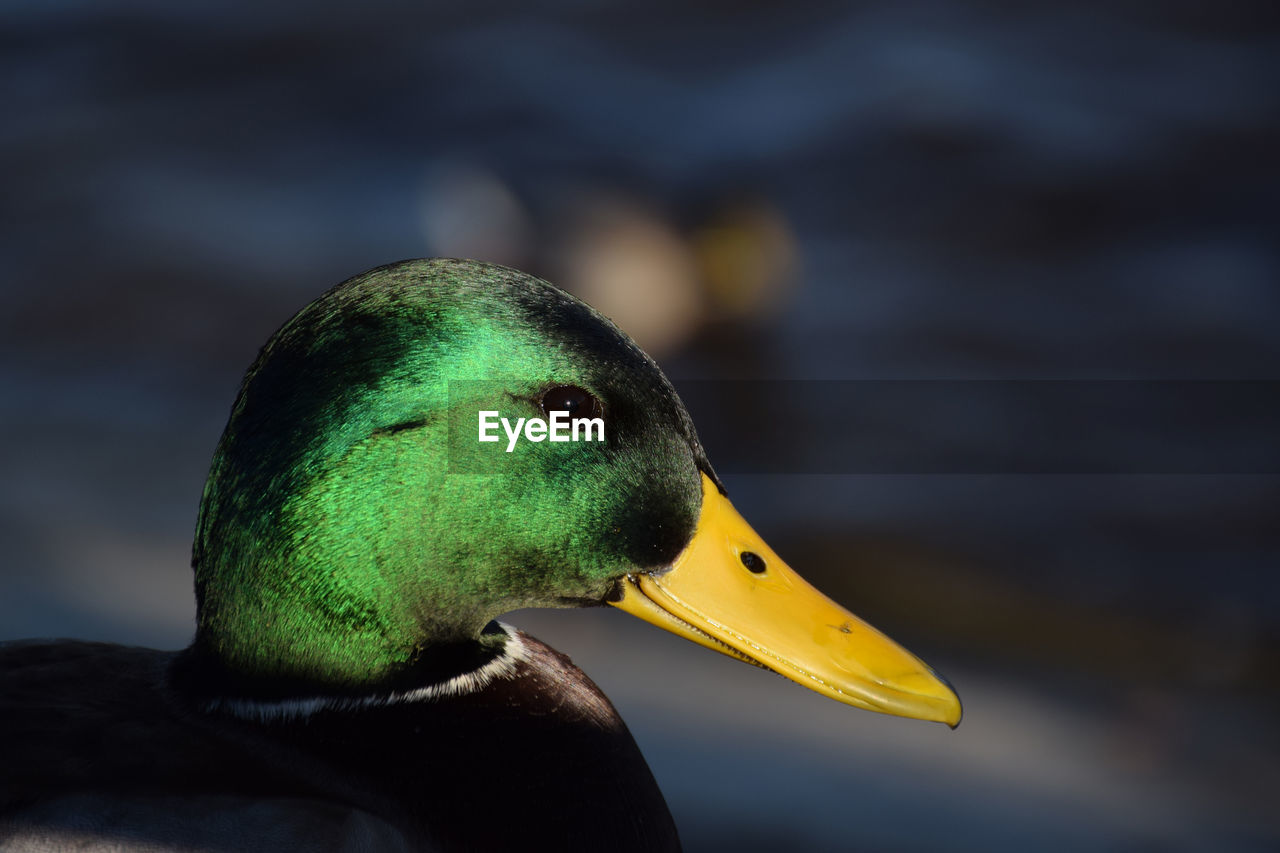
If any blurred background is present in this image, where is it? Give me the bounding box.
[3,1,1279,850]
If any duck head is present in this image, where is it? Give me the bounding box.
[192,258,960,725]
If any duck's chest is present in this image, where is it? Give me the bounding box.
[234,636,681,852]
[1,637,680,852]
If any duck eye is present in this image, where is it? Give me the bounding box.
[740,551,766,574]
[540,385,604,421]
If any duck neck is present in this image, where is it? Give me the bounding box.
[191,416,524,693]
[186,527,509,698]
[172,620,520,714]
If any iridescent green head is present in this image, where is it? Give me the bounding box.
[193,259,714,688]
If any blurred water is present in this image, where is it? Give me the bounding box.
[2,1,1279,850]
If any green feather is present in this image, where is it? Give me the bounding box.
[193,259,714,689]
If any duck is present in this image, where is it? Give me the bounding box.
[0,258,961,852]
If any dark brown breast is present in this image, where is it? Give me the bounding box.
[0,634,681,852]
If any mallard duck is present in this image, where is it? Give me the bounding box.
[0,259,960,852]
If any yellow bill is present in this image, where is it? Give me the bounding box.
[610,473,962,727]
